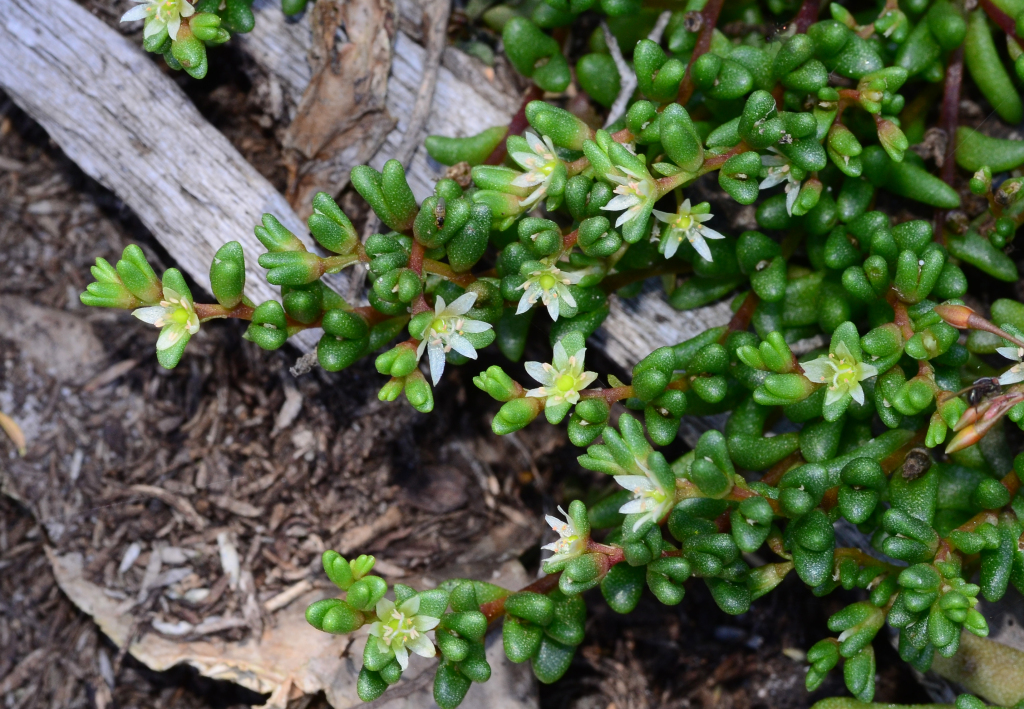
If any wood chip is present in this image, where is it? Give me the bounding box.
[0,647,46,694]
[263,579,312,613]
[0,412,26,456]
[82,358,139,392]
[127,485,208,530]
[270,385,303,437]
[209,495,264,518]
[337,505,402,555]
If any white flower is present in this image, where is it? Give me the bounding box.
[759,148,803,216]
[615,460,674,531]
[132,287,200,352]
[416,293,492,385]
[121,0,195,41]
[525,341,598,408]
[367,595,440,671]
[652,199,726,262]
[602,166,657,228]
[510,132,561,208]
[517,260,588,321]
[541,506,587,565]
[996,345,1024,386]
[800,341,879,407]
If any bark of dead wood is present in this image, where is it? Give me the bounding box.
[281,0,398,213]
[0,0,326,350]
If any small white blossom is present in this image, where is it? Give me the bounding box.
[416,293,492,385]
[517,260,588,320]
[800,341,879,407]
[602,166,657,228]
[652,199,725,262]
[121,0,195,41]
[132,287,200,352]
[541,506,587,565]
[759,148,803,216]
[615,460,674,531]
[367,595,440,671]
[996,345,1024,386]
[525,341,598,408]
[510,132,561,208]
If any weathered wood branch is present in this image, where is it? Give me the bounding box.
[0,0,325,350]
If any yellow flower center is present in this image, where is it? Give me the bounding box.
[675,214,693,230]
[170,308,190,325]
[430,318,447,334]
[556,374,576,392]
[539,274,557,291]
[381,610,417,646]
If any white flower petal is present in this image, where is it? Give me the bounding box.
[155,324,184,351]
[785,183,800,215]
[446,292,478,316]
[823,387,845,407]
[376,598,396,620]
[603,194,641,212]
[398,595,421,616]
[412,614,440,632]
[662,233,681,259]
[166,14,181,40]
[121,4,151,21]
[618,499,647,514]
[448,334,478,359]
[996,346,1021,362]
[849,382,865,405]
[546,296,561,321]
[428,342,446,385]
[998,368,1024,386]
[393,644,409,671]
[133,305,171,325]
[614,475,655,493]
[690,233,713,262]
[800,358,833,384]
[459,320,492,334]
[557,284,576,309]
[552,341,569,370]
[406,633,437,659]
[699,225,726,241]
[525,361,555,386]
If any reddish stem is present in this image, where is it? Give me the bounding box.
[760,451,805,487]
[934,46,963,243]
[562,229,579,251]
[408,240,425,276]
[485,86,544,166]
[980,0,1024,45]
[677,0,725,106]
[718,291,760,344]
[195,302,255,321]
[580,385,635,405]
[886,290,916,340]
[793,0,821,33]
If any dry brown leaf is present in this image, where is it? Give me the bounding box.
[282,0,397,217]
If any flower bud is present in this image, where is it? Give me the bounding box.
[659,104,703,173]
[403,370,434,413]
[559,552,609,595]
[244,300,288,350]
[255,213,306,253]
[116,245,164,305]
[493,397,542,435]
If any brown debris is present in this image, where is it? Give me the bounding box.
[282,0,398,217]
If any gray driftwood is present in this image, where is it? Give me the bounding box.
[0,0,324,349]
